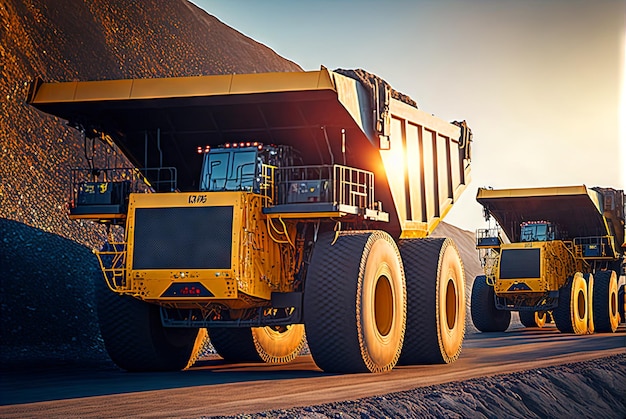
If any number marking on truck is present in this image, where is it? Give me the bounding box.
[188,195,207,204]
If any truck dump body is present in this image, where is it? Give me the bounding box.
[28,68,471,238]
[476,185,623,247]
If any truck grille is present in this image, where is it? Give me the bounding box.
[132,206,233,269]
[499,248,540,279]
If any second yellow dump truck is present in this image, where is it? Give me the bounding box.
[472,185,625,334]
[28,67,473,373]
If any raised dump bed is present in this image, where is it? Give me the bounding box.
[29,67,471,238]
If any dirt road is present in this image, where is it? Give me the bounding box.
[1,325,624,418]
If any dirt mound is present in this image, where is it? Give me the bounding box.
[0,218,108,366]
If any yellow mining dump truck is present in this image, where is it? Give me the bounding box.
[28,67,473,373]
[472,185,625,335]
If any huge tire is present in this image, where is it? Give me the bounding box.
[397,238,465,365]
[96,276,203,372]
[592,271,620,333]
[208,324,305,364]
[471,275,511,332]
[619,284,625,324]
[553,273,588,334]
[304,231,406,373]
[519,311,547,328]
[586,273,595,334]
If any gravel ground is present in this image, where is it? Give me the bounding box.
[2,214,624,419]
[207,354,626,419]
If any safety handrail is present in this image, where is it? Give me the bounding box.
[95,242,129,292]
[274,164,375,210]
[69,166,178,200]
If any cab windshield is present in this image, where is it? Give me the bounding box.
[200,148,259,192]
[520,222,557,242]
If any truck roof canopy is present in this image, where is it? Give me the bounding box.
[28,68,376,191]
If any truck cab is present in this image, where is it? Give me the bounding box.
[200,144,261,193]
[199,142,289,195]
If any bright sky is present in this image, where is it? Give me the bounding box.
[191,0,625,232]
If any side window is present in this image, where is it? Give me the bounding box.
[536,224,547,241]
[521,225,535,242]
[231,151,257,190]
[201,152,230,191]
